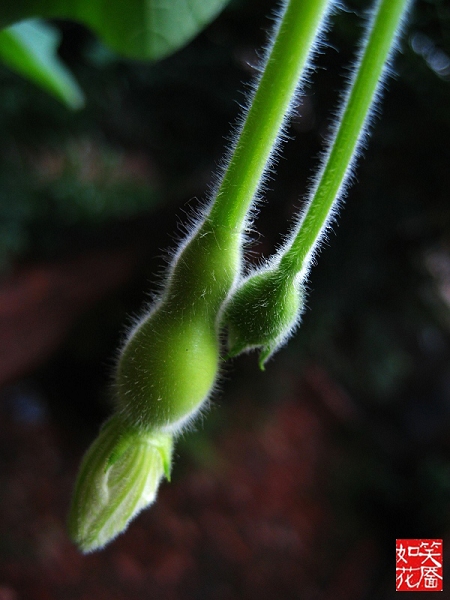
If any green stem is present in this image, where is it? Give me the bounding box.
[279,0,410,277]
[208,0,331,231]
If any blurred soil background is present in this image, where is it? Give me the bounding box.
[1,0,450,598]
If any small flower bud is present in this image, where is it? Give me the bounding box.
[68,414,173,553]
[223,269,304,369]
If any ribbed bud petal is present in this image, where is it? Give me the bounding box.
[68,414,172,553]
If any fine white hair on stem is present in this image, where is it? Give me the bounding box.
[205,0,340,234]
[277,0,413,280]
[122,0,341,357]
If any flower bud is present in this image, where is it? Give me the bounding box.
[116,305,220,431]
[115,220,241,432]
[223,268,304,369]
[68,414,173,553]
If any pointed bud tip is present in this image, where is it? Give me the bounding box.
[68,415,173,553]
[223,269,304,364]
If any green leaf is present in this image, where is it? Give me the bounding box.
[0,0,232,60]
[0,19,84,109]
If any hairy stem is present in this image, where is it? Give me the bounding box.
[208,0,331,232]
[279,0,411,277]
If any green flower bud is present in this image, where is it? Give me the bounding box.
[115,220,241,431]
[116,306,219,431]
[68,414,173,553]
[223,268,304,370]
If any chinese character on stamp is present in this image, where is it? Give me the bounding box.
[396,539,443,592]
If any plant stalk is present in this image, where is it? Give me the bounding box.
[208,0,331,231]
[279,0,411,277]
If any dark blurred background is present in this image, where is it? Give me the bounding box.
[1,0,450,598]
